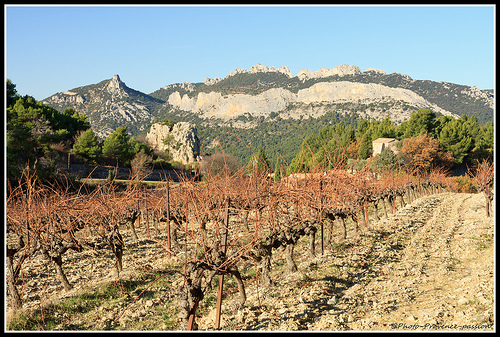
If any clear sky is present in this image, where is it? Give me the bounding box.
[5,4,495,101]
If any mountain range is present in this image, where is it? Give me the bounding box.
[42,64,494,165]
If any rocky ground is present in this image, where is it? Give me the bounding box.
[6,192,495,331]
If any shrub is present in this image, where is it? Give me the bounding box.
[453,175,477,193]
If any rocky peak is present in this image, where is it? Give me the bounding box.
[106,74,128,94]
[296,64,362,82]
[204,64,294,85]
[249,64,293,77]
[364,68,386,75]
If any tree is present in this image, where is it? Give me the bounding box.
[7,79,19,108]
[6,89,90,181]
[372,117,397,139]
[72,129,100,162]
[433,115,455,136]
[398,108,437,139]
[200,153,241,177]
[273,157,283,182]
[470,121,494,164]
[372,147,404,174]
[475,121,494,152]
[102,127,136,166]
[357,119,371,135]
[438,115,478,165]
[131,149,153,181]
[358,131,373,159]
[289,122,356,172]
[401,134,454,173]
[471,160,494,217]
[248,147,271,176]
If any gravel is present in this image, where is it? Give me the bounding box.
[7,192,494,331]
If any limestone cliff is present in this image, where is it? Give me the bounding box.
[145,122,200,165]
[167,80,459,121]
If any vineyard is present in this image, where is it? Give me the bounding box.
[6,160,494,331]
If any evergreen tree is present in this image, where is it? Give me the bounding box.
[72,129,100,162]
[7,79,19,108]
[438,115,476,165]
[256,147,271,174]
[102,127,136,166]
[249,147,271,176]
[6,86,90,181]
[372,117,397,139]
[358,130,373,159]
[398,108,437,139]
[372,146,403,174]
[475,121,494,154]
[357,119,371,135]
[273,156,283,182]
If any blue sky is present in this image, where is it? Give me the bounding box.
[5,5,495,101]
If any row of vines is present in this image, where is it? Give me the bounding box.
[6,159,494,330]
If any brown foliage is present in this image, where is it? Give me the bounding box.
[470,159,494,217]
[401,134,454,172]
[7,155,458,329]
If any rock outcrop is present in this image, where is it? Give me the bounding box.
[204,64,293,86]
[167,80,458,121]
[145,122,200,165]
[297,64,362,81]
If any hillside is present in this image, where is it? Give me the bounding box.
[7,192,494,331]
[41,64,494,164]
[42,75,164,138]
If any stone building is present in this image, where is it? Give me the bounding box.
[372,138,398,157]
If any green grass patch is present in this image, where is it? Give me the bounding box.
[7,281,131,330]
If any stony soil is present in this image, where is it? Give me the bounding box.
[6,192,495,331]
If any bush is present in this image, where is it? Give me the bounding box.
[131,149,152,179]
[453,175,477,193]
[107,169,116,181]
[200,153,241,177]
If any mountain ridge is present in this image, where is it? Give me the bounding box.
[41,64,494,164]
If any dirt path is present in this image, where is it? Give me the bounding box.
[344,192,495,331]
[200,192,494,331]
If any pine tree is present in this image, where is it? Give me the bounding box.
[72,129,100,162]
[438,116,476,165]
[273,157,283,182]
[249,147,271,176]
[358,131,373,159]
[102,127,135,166]
[398,108,437,139]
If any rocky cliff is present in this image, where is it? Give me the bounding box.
[167,79,458,123]
[145,122,200,165]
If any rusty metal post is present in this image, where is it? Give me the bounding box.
[145,191,150,237]
[166,181,171,257]
[187,301,199,330]
[320,180,324,255]
[215,197,230,330]
[363,201,369,231]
